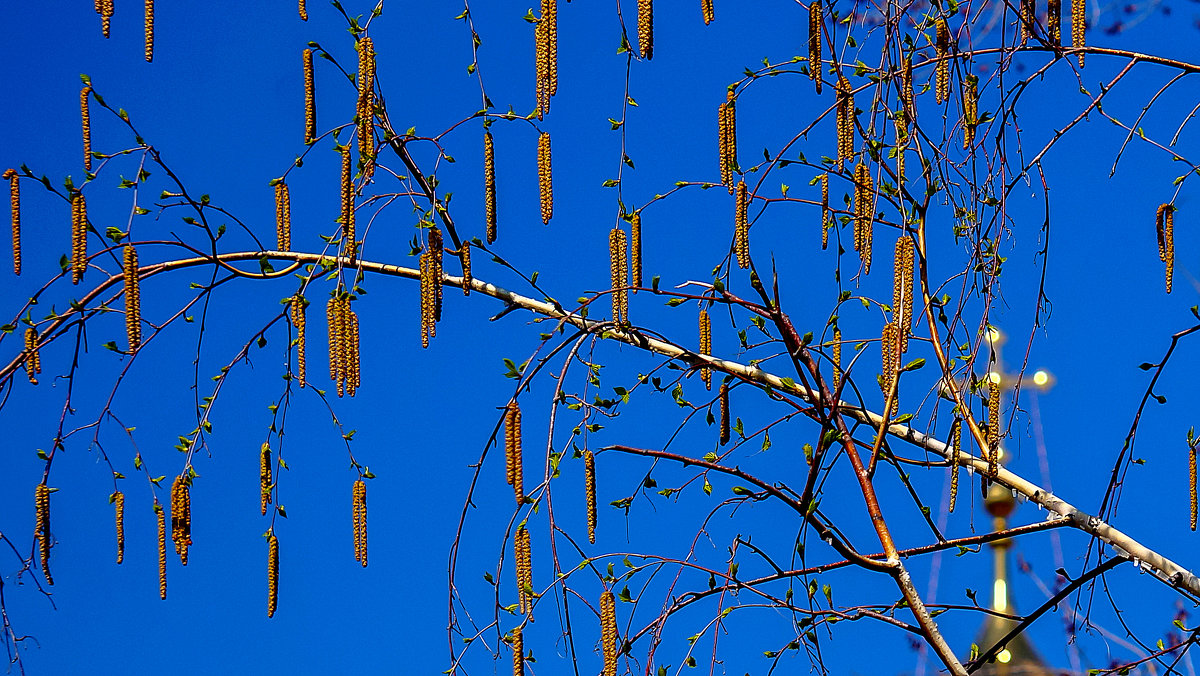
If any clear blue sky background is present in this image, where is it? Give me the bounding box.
[2,1,1200,674]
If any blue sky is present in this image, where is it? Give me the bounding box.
[2,1,1200,674]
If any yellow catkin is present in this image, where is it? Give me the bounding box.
[699,308,712,389]
[893,236,913,354]
[935,19,950,105]
[638,0,653,59]
[1048,0,1062,45]
[157,504,167,599]
[170,474,192,566]
[329,296,360,397]
[24,327,40,385]
[124,244,141,352]
[82,86,93,172]
[601,590,617,676]
[275,182,291,251]
[515,526,532,615]
[267,532,279,618]
[291,294,307,386]
[836,76,855,164]
[353,478,368,566]
[547,0,558,98]
[420,253,435,348]
[719,382,730,445]
[506,403,524,503]
[460,242,473,296]
[584,449,597,544]
[429,227,444,322]
[630,211,642,290]
[328,296,342,381]
[5,169,19,275]
[35,484,52,585]
[718,93,735,190]
[72,192,88,285]
[702,0,714,24]
[853,163,874,273]
[346,299,360,393]
[303,49,316,145]
[609,228,628,327]
[1157,204,1175,293]
[144,0,154,63]
[1072,0,1085,67]
[299,0,308,21]
[260,442,272,516]
[485,131,498,243]
[988,377,1001,477]
[357,38,376,178]
[98,0,113,38]
[341,145,355,254]
[1020,0,1034,43]
[901,57,915,123]
[809,1,822,94]
[114,491,125,564]
[734,180,749,269]
[963,75,978,149]
[895,112,907,185]
[513,625,525,676]
[538,132,553,224]
[831,327,842,392]
[1190,446,1197,531]
[881,322,899,418]
[535,9,549,120]
[949,420,961,512]
[820,173,831,249]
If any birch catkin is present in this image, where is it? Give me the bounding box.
[831,327,842,392]
[949,419,961,512]
[506,403,524,504]
[630,211,642,289]
[584,449,597,544]
[601,590,617,676]
[72,191,88,285]
[853,163,873,273]
[275,181,291,251]
[513,625,525,676]
[98,0,113,38]
[699,308,712,389]
[357,38,376,177]
[719,382,730,445]
[935,19,950,105]
[114,491,125,564]
[341,145,355,253]
[353,478,368,566]
[538,132,553,224]
[24,327,41,385]
[144,0,154,63]
[702,0,714,24]
[809,1,823,94]
[124,244,142,352]
[734,180,749,269]
[485,131,498,243]
[157,503,167,599]
[1157,203,1174,293]
[893,236,913,354]
[836,77,855,164]
[638,0,654,59]
[5,169,18,275]
[303,49,316,145]
[718,93,735,189]
[987,377,1001,477]
[170,474,192,565]
[1048,0,1062,45]
[82,86,93,172]
[299,0,307,21]
[1072,0,1085,66]
[881,322,900,418]
[260,442,272,516]
[609,228,629,326]
[515,526,532,614]
[963,75,978,149]
[820,173,831,249]
[328,296,341,381]
[291,294,307,386]
[1020,0,1035,44]
[267,532,279,618]
[36,483,52,585]
[459,242,472,296]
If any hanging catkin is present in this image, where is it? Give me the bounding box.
[291,294,307,386]
[357,38,376,177]
[1072,0,1085,66]
[895,113,907,185]
[963,75,978,149]
[72,191,88,285]
[82,86,93,172]
[35,483,52,585]
[485,131,498,243]
[328,296,341,381]
[893,236,913,354]
[630,211,642,290]
[1048,0,1062,45]
[24,327,40,385]
[420,252,436,348]
[719,382,730,445]
[330,296,361,397]
[144,0,154,62]
[114,490,125,564]
[901,57,915,122]
[275,181,291,251]
[98,0,113,38]
[260,442,272,516]
[547,0,558,97]
[157,503,167,599]
[341,145,355,253]
[170,474,192,565]
[601,590,617,676]
[948,419,961,512]
[1190,445,1197,531]
[718,93,735,190]
[1156,203,1174,293]
[702,0,714,24]
[609,228,628,326]
[299,0,307,21]
[459,242,472,296]
[124,244,141,352]
[809,1,822,94]
[734,180,749,269]
[881,322,900,418]
[820,173,831,249]
[584,449,597,544]
[836,76,855,164]
[699,308,712,389]
[513,625,525,676]
[353,478,368,566]
[5,168,18,275]
[831,327,842,393]
[853,163,874,273]
[267,532,279,618]
[935,19,950,105]
[303,49,316,145]
[506,403,524,504]
[637,0,653,59]
[1020,0,1035,43]
[515,526,532,614]
[987,377,1001,477]
[538,132,553,224]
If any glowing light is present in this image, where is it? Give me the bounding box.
[987,327,1002,344]
[1033,370,1049,387]
[993,579,1007,612]
[996,649,1012,664]
[988,371,1002,385]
